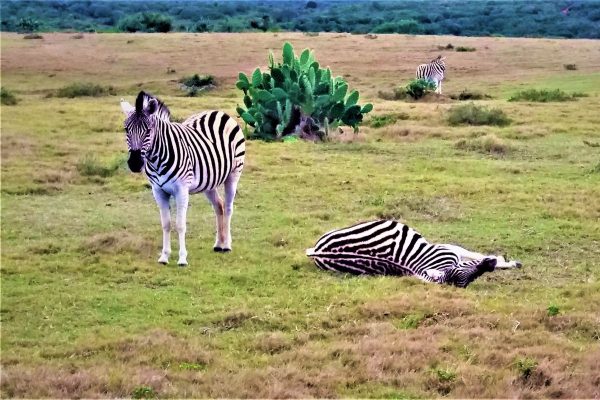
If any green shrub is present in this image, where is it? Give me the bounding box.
[406,79,437,100]
[508,89,581,102]
[235,42,372,141]
[515,357,538,380]
[455,134,513,155]
[449,90,491,100]
[76,156,121,178]
[369,113,409,128]
[179,74,215,96]
[448,103,511,126]
[378,87,407,101]
[118,12,172,33]
[432,367,457,382]
[455,46,476,52]
[56,83,115,98]
[1,87,18,105]
[131,386,157,399]
[547,304,560,316]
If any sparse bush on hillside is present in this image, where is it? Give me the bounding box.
[449,90,492,100]
[448,103,511,126]
[118,12,172,33]
[455,134,513,155]
[406,79,437,100]
[564,64,577,70]
[515,357,538,380]
[455,46,476,52]
[178,74,215,96]
[1,87,19,105]
[23,33,43,39]
[235,42,372,141]
[56,83,115,98]
[369,113,409,128]
[378,87,407,101]
[508,89,584,102]
[77,155,122,178]
[438,43,454,50]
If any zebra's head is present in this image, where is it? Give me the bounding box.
[433,55,446,70]
[120,91,170,173]
[446,257,497,288]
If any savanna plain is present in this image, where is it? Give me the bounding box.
[1,32,600,398]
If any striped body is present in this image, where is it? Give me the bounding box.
[121,91,245,265]
[307,220,504,288]
[144,111,245,194]
[416,56,446,93]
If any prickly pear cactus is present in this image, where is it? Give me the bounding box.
[236,42,373,141]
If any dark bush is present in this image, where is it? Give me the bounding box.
[369,113,409,128]
[448,103,511,126]
[455,46,476,52]
[449,90,492,100]
[564,64,577,70]
[56,83,115,98]
[378,87,407,101]
[405,79,437,100]
[23,33,43,39]
[437,43,454,50]
[508,89,582,102]
[1,87,19,105]
[179,74,215,88]
[306,1,318,9]
[118,12,172,33]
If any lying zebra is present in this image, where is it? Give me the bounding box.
[306,219,521,288]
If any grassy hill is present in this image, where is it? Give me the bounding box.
[1,32,599,398]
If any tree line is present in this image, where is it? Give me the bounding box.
[3,0,599,39]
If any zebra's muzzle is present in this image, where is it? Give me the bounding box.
[128,150,144,173]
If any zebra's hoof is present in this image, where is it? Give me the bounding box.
[515,261,523,269]
[221,248,231,253]
[177,261,188,267]
[213,246,223,252]
[158,259,168,265]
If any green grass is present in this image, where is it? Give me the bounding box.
[1,33,600,399]
[509,88,585,102]
[56,82,115,98]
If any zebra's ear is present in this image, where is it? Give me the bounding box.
[146,98,159,115]
[120,99,134,115]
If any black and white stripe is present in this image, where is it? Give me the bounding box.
[120,91,245,266]
[306,220,521,288]
[416,55,446,94]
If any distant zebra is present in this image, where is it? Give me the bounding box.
[416,55,446,94]
[306,220,521,288]
[120,91,245,266]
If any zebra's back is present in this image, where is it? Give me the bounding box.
[306,220,460,276]
[149,111,245,193]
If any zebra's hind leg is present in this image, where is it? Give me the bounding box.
[205,189,226,252]
[222,171,242,252]
[152,187,171,265]
[442,244,522,269]
[174,188,190,266]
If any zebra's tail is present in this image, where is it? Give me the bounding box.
[306,247,316,257]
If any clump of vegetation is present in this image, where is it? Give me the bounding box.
[515,357,538,380]
[369,113,409,128]
[23,33,44,39]
[71,33,84,39]
[16,17,40,33]
[449,90,492,100]
[438,43,454,50]
[547,304,560,316]
[303,32,319,37]
[394,313,425,329]
[405,79,437,100]
[455,46,476,52]
[178,362,206,371]
[236,42,372,141]
[179,74,215,96]
[1,87,19,105]
[509,89,584,102]
[364,33,378,39]
[76,155,121,178]
[250,15,270,31]
[378,87,407,101]
[131,386,157,399]
[564,64,577,70]
[448,103,511,126]
[118,12,172,33]
[455,134,513,155]
[56,82,115,98]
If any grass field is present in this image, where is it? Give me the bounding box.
[1,32,600,398]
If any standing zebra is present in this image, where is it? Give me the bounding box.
[416,55,446,94]
[306,220,521,288]
[120,91,245,266]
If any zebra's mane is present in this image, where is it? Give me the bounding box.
[135,91,171,121]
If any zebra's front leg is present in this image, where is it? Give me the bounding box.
[205,189,226,252]
[223,171,242,251]
[174,188,190,266]
[437,80,442,94]
[442,244,522,269]
[152,187,171,264]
